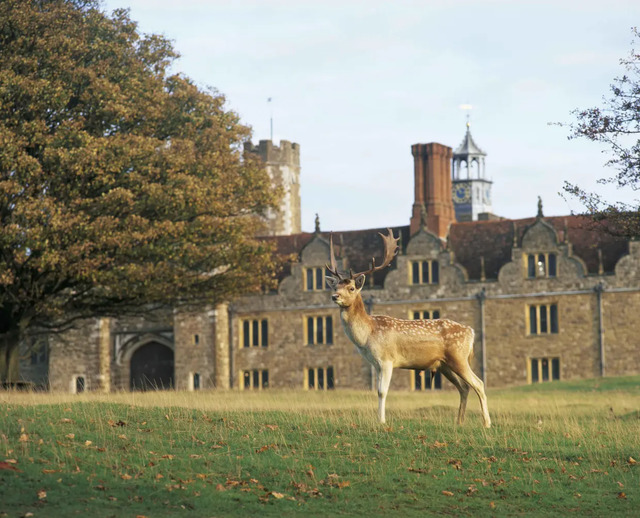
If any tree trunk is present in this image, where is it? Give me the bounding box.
[0,331,21,384]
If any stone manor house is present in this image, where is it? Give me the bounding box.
[19,127,640,393]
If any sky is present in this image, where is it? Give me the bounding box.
[102,0,640,233]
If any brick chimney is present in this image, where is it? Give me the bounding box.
[410,143,455,238]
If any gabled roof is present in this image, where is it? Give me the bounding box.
[453,125,486,157]
[269,215,629,286]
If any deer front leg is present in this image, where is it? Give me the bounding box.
[376,362,394,424]
[439,364,470,425]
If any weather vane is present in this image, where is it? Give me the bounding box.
[459,103,473,127]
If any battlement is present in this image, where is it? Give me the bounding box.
[245,139,300,166]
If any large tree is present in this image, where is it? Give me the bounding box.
[0,0,280,381]
[563,27,640,238]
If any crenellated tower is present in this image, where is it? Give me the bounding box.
[245,139,301,236]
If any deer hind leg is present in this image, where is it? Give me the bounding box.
[438,364,470,425]
[376,362,394,424]
[449,360,491,428]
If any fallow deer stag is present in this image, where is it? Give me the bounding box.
[326,228,491,428]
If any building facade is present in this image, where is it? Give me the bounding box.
[19,130,640,392]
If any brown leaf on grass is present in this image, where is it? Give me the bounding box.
[466,485,478,496]
[433,440,447,448]
[65,433,75,439]
[271,491,285,499]
[155,474,164,480]
[408,467,428,474]
[442,490,454,496]
[264,424,278,431]
[42,469,59,474]
[448,459,462,470]
[18,434,28,442]
[0,461,21,472]
[617,481,624,488]
[489,502,496,509]
[618,492,627,499]
[215,484,225,491]
[60,418,73,424]
[121,474,132,480]
[628,457,637,465]
[37,489,47,500]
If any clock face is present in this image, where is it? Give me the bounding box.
[452,183,470,203]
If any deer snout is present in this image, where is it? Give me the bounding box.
[331,293,340,302]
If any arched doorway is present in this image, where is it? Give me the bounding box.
[129,342,174,391]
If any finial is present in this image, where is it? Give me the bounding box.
[537,196,544,219]
[314,213,320,233]
[512,221,518,248]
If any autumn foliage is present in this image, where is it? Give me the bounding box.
[0,0,280,378]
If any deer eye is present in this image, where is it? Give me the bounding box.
[349,286,355,292]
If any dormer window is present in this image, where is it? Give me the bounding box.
[525,253,556,278]
[409,260,439,285]
[304,267,326,291]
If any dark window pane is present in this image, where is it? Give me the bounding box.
[306,269,313,290]
[318,368,324,389]
[76,377,85,393]
[540,305,548,333]
[421,261,429,283]
[527,254,536,278]
[431,261,439,284]
[413,311,420,320]
[244,371,251,389]
[412,262,419,284]
[253,370,260,388]
[261,320,268,347]
[262,370,269,388]
[541,358,549,381]
[433,310,440,319]
[434,371,442,389]
[243,321,250,348]
[529,306,537,334]
[414,371,422,390]
[538,254,546,276]
[550,304,558,333]
[194,334,199,345]
[317,317,324,344]
[193,373,200,390]
[531,359,539,383]
[551,358,560,380]
[307,317,314,344]
[326,317,333,344]
[252,320,259,346]
[308,368,315,389]
[327,367,334,389]
[548,254,557,277]
[316,268,323,290]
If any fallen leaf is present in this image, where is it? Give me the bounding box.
[65,433,75,439]
[84,440,92,446]
[442,490,454,496]
[121,474,132,480]
[37,489,47,500]
[18,434,28,442]
[489,502,496,509]
[0,461,21,472]
[271,491,285,499]
[628,457,637,465]
[618,492,627,499]
[215,484,225,491]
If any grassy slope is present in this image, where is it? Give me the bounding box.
[1,377,639,517]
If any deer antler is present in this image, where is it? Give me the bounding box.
[352,228,399,278]
[326,232,344,280]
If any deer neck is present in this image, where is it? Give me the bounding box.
[339,294,373,347]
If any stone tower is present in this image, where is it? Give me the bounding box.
[410,142,455,238]
[451,123,493,221]
[245,139,301,236]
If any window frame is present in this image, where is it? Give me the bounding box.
[408,259,440,285]
[303,315,334,346]
[527,357,560,384]
[239,369,269,390]
[240,318,269,348]
[409,309,441,320]
[304,366,335,390]
[524,252,557,279]
[526,303,559,335]
[411,370,442,390]
[303,267,327,291]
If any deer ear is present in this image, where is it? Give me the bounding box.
[354,274,366,290]
[325,275,339,290]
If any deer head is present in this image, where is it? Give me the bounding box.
[325,228,399,307]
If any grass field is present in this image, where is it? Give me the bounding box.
[1,376,639,517]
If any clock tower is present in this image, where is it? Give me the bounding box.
[452,123,492,222]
